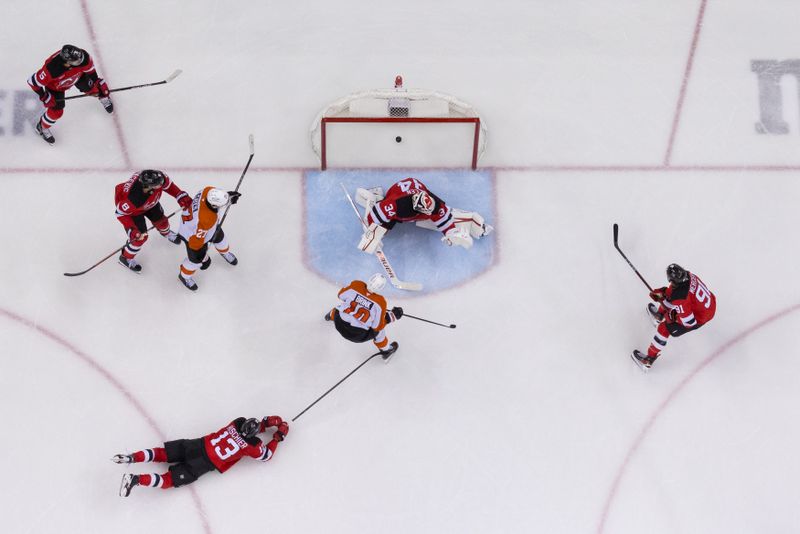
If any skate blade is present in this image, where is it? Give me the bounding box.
[630,352,650,373]
[117,261,142,275]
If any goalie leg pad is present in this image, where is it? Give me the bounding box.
[358,223,388,254]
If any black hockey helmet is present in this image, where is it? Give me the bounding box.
[239,418,260,439]
[666,263,689,285]
[139,170,166,189]
[60,44,85,66]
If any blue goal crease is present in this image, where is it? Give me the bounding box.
[303,169,496,295]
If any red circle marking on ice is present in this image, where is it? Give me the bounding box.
[0,308,213,534]
[597,302,800,533]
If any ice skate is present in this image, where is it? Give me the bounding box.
[179,273,198,291]
[119,473,139,497]
[221,251,238,265]
[118,254,142,273]
[380,341,399,362]
[111,454,133,464]
[166,230,180,245]
[35,121,55,145]
[631,350,656,372]
[647,303,664,327]
[100,96,114,113]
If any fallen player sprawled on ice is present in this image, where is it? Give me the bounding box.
[355,177,493,253]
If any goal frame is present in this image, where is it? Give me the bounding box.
[318,116,482,170]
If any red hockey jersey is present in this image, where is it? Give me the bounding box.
[203,418,278,473]
[366,178,455,235]
[29,50,97,92]
[662,272,716,327]
[114,172,185,229]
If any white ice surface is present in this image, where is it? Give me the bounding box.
[1,1,799,533]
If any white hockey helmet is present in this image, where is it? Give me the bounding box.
[412,191,435,215]
[206,188,230,209]
[366,273,387,293]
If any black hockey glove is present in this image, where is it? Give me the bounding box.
[228,191,242,205]
[385,307,403,323]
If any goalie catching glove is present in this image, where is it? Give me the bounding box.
[442,226,473,249]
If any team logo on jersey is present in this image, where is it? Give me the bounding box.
[303,169,497,295]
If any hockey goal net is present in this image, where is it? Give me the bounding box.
[310,76,487,170]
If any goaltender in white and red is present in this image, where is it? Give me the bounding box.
[355,177,493,253]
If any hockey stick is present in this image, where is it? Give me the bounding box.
[292,350,383,422]
[339,183,423,291]
[63,210,179,277]
[64,70,183,100]
[218,134,255,228]
[612,223,654,291]
[404,313,456,329]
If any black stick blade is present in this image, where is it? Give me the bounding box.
[613,223,619,245]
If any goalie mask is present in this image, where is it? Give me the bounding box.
[366,273,386,293]
[411,191,435,215]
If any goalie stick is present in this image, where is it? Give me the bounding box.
[339,183,422,291]
[63,210,179,277]
[64,69,183,100]
[612,223,654,292]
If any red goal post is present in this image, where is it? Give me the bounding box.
[310,78,487,170]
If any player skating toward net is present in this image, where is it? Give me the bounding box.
[28,45,113,144]
[114,416,288,496]
[115,170,192,273]
[355,177,493,253]
[325,274,402,361]
[176,186,241,291]
[632,264,717,370]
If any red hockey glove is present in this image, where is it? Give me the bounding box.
[273,422,289,441]
[176,192,192,210]
[127,229,148,246]
[649,287,668,302]
[263,415,283,428]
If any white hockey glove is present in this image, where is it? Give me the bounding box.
[358,223,388,254]
[442,227,473,249]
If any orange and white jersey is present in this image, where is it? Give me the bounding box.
[336,281,388,332]
[178,186,222,251]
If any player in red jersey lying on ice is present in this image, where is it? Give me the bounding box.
[113,416,289,496]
